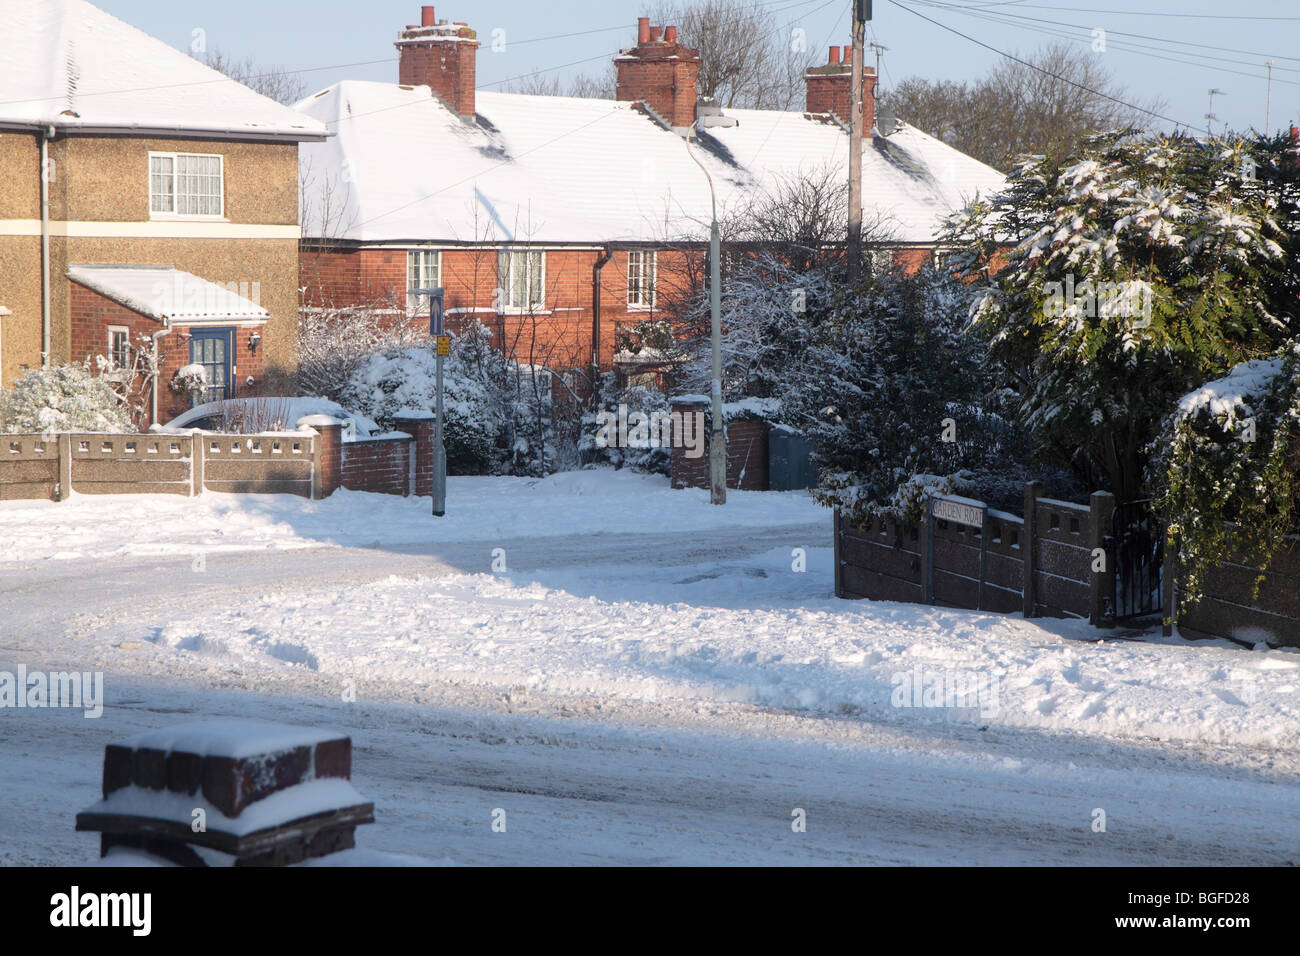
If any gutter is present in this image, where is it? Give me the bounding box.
[591,244,614,383]
[39,126,52,367]
[0,120,330,143]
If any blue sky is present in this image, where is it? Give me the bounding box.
[99,0,1299,136]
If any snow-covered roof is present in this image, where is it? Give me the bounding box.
[0,0,327,141]
[294,82,1005,245]
[67,265,270,322]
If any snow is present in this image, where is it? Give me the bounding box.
[0,0,326,140]
[156,397,381,442]
[293,82,1004,244]
[0,470,824,561]
[1176,358,1285,421]
[66,267,269,323]
[118,718,340,760]
[83,777,368,836]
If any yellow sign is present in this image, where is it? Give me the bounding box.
[436,335,451,356]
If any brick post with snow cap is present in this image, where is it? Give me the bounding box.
[299,415,343,498]
[394,411,437,498]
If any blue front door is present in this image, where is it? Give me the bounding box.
[189,327,234,405]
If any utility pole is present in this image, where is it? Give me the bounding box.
[685,128,726,505]
[1264,60,1274,133]
[846,0,869,285]
[414,286,448,516]
[1206,88,1224,137]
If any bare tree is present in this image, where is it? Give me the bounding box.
[878,42,1166,171]
[502,65,616,99]
[201,49,309,106]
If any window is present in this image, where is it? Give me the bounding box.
[108,326,130,371]
[627,250,657,309]
[149,152,223,217]
[497,249,545,311]
[406,249,442,314]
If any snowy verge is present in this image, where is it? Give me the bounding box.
[0,469,824,563]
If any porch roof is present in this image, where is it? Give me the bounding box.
[67,265,270,323]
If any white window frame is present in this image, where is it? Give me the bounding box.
[406,248,443,315]
[107,325,130,373]
[497,249,546,312]
[627,250,657,310]
[148,151,224,220]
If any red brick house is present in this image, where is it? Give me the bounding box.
[295,6,1004,382]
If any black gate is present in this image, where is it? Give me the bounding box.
[1112,498,1164,622]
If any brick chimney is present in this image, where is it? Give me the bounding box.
[805,44,876,132]
[615,17,701,129]
[396,5,480,119]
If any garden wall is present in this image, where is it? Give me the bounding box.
[1168,537,1300,646]
[0,412,438,502]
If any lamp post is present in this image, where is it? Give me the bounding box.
[413,286,447,515]
[684,125,726,504]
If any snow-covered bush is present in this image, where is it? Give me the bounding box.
[340,321,555,476]
[579,372,672,475]
[1150,342,1300,603]
[297,304,425,401]
[945,130,1295,505]
[170,364,207,398]
[0,361,135,434]
[780,266,1008,528]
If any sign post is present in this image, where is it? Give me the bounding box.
[414,287,447,516]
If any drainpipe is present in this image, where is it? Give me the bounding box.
[591,244,613,397]
[39,126,53,367]
[151,321,172,426]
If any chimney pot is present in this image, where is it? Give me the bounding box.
[649,25,663,42]
[828,46,840,64]
[637,16,650,44]
[421,5,435,27]
[665,25,677,43]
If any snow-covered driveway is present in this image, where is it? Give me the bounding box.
[1,473,1298,864]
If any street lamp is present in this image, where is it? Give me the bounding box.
[684,126,727,505]
[413,286,447,516]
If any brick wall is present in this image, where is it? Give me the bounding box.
[341,436,410,495]
[614,21,700,129]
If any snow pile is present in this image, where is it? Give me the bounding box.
[1175,358,1285,424]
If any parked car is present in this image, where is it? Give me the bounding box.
[155,397,380,442]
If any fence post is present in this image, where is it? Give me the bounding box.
[1022,481,1043,619]
[1089,491,1116,628]
[1162,533,1176,637]
[57,433,73,500]
[190,434,204,497]
[833,510,844,598]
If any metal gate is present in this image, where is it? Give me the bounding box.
[1113,498,1163,622]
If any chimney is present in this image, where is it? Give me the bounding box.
[396,5,480,119]
[615,18,701,130]
[805,45,875,133]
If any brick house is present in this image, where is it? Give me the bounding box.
[0,0,327,425]
[295,6,1005,383]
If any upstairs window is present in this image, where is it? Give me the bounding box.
[149,152,223,218]
[497,249,545,311]
[407,249,442,315]
[108,326,130,371]
[627,250,657,309]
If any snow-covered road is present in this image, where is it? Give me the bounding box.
[2,475,1298,865]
